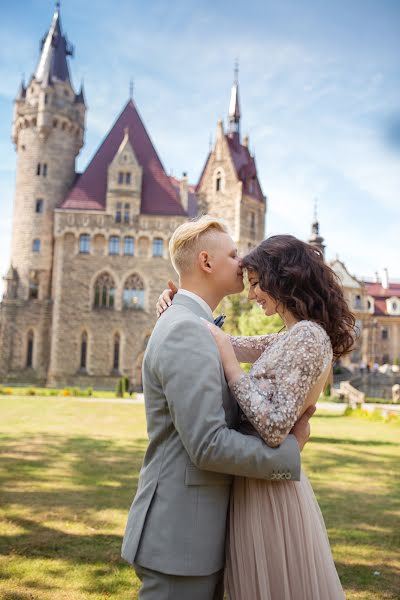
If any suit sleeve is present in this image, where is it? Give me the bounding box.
[154,318,301,481]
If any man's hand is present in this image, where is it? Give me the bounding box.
[290,405,316,452]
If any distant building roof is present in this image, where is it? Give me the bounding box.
[364,281,400,316]
[62,100,186,216]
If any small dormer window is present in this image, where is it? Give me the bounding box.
[354,295,362,310]
[393,301,398,311]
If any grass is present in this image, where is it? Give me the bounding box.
[0,387,135,399]
[0,397,399,599]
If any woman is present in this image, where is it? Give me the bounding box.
[157,234,355,599]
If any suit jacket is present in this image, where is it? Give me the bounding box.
[121,294,301,576]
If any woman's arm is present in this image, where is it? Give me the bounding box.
[206,321,331,447]
[228,333,280,363]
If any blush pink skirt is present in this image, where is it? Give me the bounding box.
[225,470,345,600]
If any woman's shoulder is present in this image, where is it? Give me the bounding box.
[289,320,331,345]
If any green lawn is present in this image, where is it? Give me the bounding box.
[0,397,399,600]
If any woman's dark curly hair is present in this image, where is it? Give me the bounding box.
[242,235,356,360]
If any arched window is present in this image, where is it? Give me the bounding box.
[123,274,145,309]
[80,331,88,370]
[93,273,116,309]
[109,236,120,255]
[29,272,39,299]
[124,236,134,256]
[26,330,34,368]
[113,333,120,371]
[79,234,90,254]
[215,169,224,192]
[152,238,164,257]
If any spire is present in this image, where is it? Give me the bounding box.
[35,2,73,85]
[16,76,26,100]
[75,80,86,105]
[308,199,325,257]
[228,60,241,141]
[129,78,134,101]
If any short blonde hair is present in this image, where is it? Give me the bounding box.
[169,215,229,274]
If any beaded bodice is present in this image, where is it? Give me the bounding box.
[229,320,333,447]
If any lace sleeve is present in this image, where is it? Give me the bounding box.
[228,333,280,363]
[229,322,332,447]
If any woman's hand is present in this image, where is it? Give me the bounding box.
[202,320,243,384]
[156,281,178,317]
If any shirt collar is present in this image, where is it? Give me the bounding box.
[177,289,213,320]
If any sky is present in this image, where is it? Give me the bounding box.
[0,0,399,296]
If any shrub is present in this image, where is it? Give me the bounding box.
[343,406,353,416]
[86,387,93,397]
[0,387,13,395]
[26,388,36,396]
[62,389,71,396]
[324,383,331,397]
[123,376,130,394]
[116,378,124,398]
[48,389,58,396]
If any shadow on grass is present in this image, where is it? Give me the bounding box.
[311,436,399,447]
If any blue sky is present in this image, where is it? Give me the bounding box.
[0,0,399,295]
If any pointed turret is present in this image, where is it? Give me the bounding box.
[35,2,73,85]
[308,200,326,257]
[75,81,86,105]
[16,77,26,101]
[228,61,241,142]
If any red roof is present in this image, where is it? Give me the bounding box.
[196,134,264,202]
[62,100,186,216]
[364,281,400,316]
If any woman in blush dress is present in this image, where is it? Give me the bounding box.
[157,234,355,600]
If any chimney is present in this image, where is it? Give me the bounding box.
[243,134,249,148]
[375,271,380,283]
[180,172,188,212]
[382,268,389,289]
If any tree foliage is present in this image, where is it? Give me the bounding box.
[217,291,284,337]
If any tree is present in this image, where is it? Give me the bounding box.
[217,291,283,337]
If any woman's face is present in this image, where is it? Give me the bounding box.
[247,270,278,316]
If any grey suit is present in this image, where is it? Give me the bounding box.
[122,294,300,597]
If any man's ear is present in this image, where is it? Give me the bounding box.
[198,251,212,273]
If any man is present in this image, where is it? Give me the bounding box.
[122,215,313,599]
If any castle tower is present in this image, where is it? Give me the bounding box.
[10,2,85,301]
[308,200,326,257]
[196,65,266,254]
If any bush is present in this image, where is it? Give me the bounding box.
[86,387,93,397]
[0,387,13,395]
[116,378,124,398]
[123,377,130,394]
[62,389,71,396]
[26,388,36,396]
[48,390,58,396]
[344,406,353,416]
[324,383,331,397]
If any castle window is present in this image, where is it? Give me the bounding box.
[79,234,90,254]
[35,199,44,214]
[113,333,120,371]
[152,238,164,257]
[53,119,58,128]
[43,163,47,177]
[93,273,116,309]
[26,331,34,368]
[216,175,221,192]
[109,236,120,255]
[124,236,134,256]
[80,331,88,370]
[354,295,362,310]
[115,202,122,223]
[36,163,41,176]
[124,203,130,223]
[123,274,145,310]
[125,172,131,184]
[29,272,39,299]
[382,329,389,340]
[32,239,41,253]
[118,172,124,184]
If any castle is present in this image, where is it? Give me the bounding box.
[0,5,266,389]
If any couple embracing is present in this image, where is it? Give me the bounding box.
[121,215,354,599]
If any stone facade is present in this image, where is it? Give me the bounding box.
[0,6,266,389]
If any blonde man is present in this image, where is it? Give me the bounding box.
[122,216,305,600]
